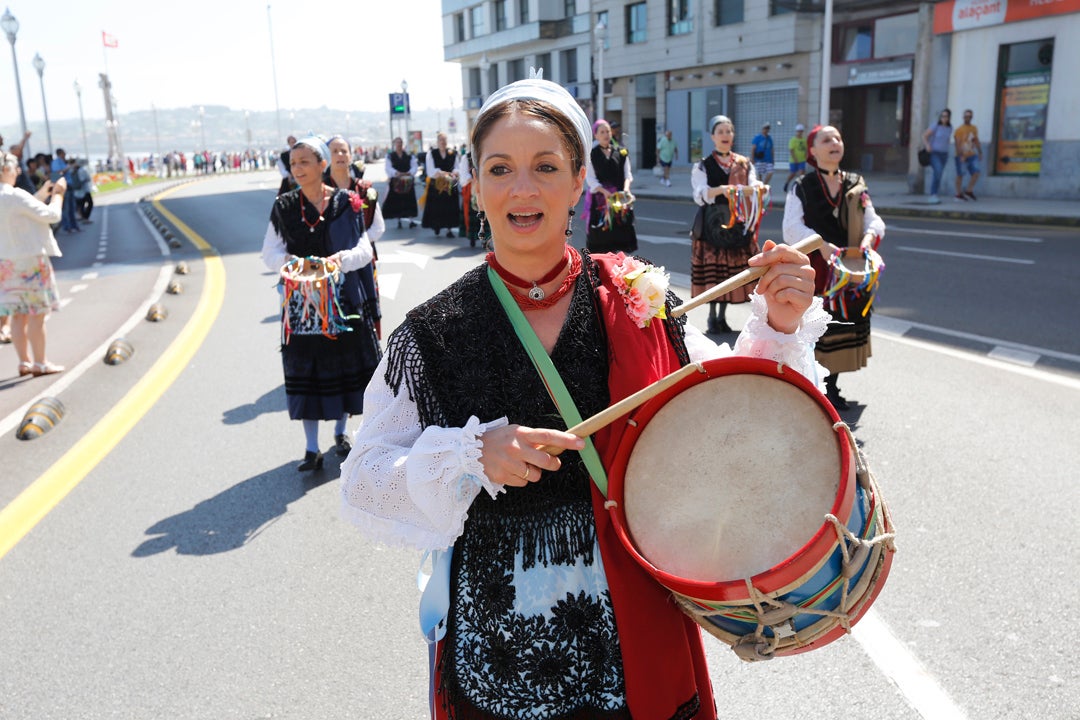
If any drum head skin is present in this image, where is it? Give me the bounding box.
[610,357,854,601]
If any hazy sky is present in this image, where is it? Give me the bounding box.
[0,0,464,128]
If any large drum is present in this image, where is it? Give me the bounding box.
[823,246,885,318]
[607,357,895,661]
[390,174,415,194]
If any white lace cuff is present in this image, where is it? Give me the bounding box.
[733,293,830,390]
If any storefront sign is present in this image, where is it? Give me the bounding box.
[995,71,1050,174]
[845,60,913,86]
[934,0,1080,34]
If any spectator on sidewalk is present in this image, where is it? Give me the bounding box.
[0,151,66,376]
[750,123,774,185]
[71,158,95,223]
[784,123,807,193]
[953,109,982,201]
[921,109,952,204]
[656,129,678,187]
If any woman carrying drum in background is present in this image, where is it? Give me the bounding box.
[783,125,885,410]
[422,132,462,239]
[326,135,386,339]
[584,118,637,254]
[340,75,827,720]
[690,115,764,335]
[382,137,419,229]
[260,137,379,471]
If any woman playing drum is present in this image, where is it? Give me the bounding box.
[691,115,768,335]
[782,125,885,410]
[382,137,419,229]
[260,137,380,471]
[584,118,638,254]
[340,74,829,719]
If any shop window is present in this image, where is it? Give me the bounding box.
[995,39,1053,176]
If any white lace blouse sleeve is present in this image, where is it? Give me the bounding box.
[862,195,886,240]
[383,155,394,177]
[260,221,289,272]
[691,162,711,206]
[334,231,374,273]
[585,153,600,193]
[367,203,386,244]
[682,294,829,391]
[340,328,507,551]
[781,190,816,245]
[425,152,437,178]
[623,153,633,186]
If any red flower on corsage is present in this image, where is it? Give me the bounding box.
[348,190,364,213]
[611,254,670,328]
[859,191,870,209]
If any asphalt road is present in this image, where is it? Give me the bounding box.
[0,171,1076,719]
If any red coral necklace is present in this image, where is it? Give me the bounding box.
[300,187,329,232]
[487,246,580,311]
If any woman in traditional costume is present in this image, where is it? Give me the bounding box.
[260,137,381,470]
[382,137,419,229]
[326,135,385,339]
[584,119,637,254]
[690,115,767,335]
[421,132,462,238]
[783,124,884,410]
[340,77,827,719]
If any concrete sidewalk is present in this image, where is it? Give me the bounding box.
[630,164,1080,228]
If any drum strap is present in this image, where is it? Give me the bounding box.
[487,266,610,497]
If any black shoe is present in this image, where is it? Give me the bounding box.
[335,434,352,457]
[298,450,324,471]
[707,317,719,335]
[446,230,455,238]
[397,219,402,229]
[409,220,417,228]
[826,388,850,411]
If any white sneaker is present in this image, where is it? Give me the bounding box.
[927,195,941,205]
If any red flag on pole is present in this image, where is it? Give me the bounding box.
[102,31,119,48]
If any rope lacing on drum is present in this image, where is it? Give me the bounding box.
[722,423,896,663]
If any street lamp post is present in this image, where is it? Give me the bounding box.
[73,80,90,162]
[594,20,607,122]
[1,8,31,157]
[401,79,410,150]
[31,52,52,152]
[198,106,206,150]
[820,0,834,126]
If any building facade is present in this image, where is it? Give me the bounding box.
[441,0,1075,198]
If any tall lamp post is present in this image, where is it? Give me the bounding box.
[31,52,52,152]
[73,80,90,162]
[1,8,30,157]
[819,0,834,126]
[198,106,206,150]
[594,20,608,122]
[401,79,410,151]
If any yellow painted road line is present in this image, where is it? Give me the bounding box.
[0,187,225,561]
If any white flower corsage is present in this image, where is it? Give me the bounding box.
[611,254,669,328]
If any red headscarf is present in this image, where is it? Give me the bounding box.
[805,124,825,168]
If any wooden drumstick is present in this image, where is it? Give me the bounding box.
[539,362,705,456]
[670,234,825,318]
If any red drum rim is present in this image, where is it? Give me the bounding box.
[607,357,855,604]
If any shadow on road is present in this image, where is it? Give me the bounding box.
[221,384,287,425]
[131,460,337,557]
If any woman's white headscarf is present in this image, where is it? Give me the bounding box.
[476,69,592,157]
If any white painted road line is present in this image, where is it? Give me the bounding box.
[888,225,1043,243]
[894,246,1034,265]
[853,609,970,720]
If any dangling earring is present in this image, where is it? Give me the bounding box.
[476,211,487,245]
[565,207,575,239]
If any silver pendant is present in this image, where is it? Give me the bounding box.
[832,206,840,219]
[528,285,546,301]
